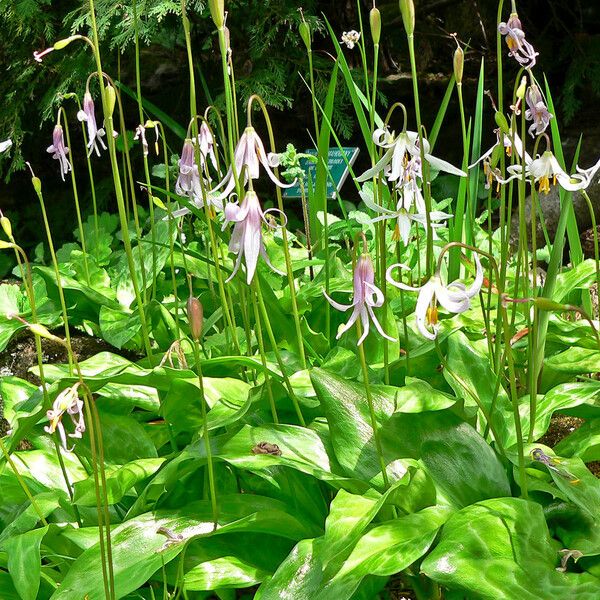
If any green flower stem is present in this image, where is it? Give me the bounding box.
[157,120,182,338]
[250,288,279,423]
[248,95,307,369]
[582,190,600,319]
[356,327,389,489]
[406,33,434,276]
[31,179,74,376]
[58,108,90,285]
[87,0,153,359]
[191,340,219,529]
[133,0,158,300]
[254,281,306,426]
[0,436,48,525]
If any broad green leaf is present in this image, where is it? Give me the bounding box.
[5,525,48,600]
[73,458,165,506]
[555,418,600,462]
[422,497,600,599]
[380,410,511,508]
[53,496,317,600]
[545,347,600,374]
[162,376,252,434]
[0,492,61,546]
[553,259,599,302]
[325,506,452,597]
[98,305,141,349]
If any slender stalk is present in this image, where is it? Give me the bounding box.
[191,341,219,529]
[87,0,153,359]
[254,282,306,426]
[583,191,600,320]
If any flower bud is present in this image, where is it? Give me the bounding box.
[370,7,381,45]
[0,240,14,250]
[399,0,415,36]
[299,20,311,51]
[516,75,527,100]
[32,176,43,195]
[534,297,567,312]
[208,0,225,29]
[0,213,12,240]
[453,45,464,85]
[104,84,116,118]
[187,296,203,341]
[494,111,510,134]
[53,35,82,51]
[28,322,64,344]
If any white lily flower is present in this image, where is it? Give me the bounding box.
[505,151,600,194]
[212,126,295,202]
[386,254,483,340]
[44,385,85,452]
[0,139,12,153]
[324,253,396,345]
[341,30,361,49]
[469,128,530,170]
[359,185,450,245]
[357,128,467,183]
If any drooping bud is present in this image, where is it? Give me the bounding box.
[370,7,381,45]
[104,84,116,118]
[0,211,13,240]
[516,75,527,100]
[534,297,567,312]
[53,35,83,51]
[32,177,43,195]
[187,296,204,341]
[0,240,14,250]
[494,111,510,134]
[399,0,415,36]
[208,0,225,29]
[453,45,464,85]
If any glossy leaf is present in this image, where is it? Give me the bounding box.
[422,497,600,599]
[5,525,48,600]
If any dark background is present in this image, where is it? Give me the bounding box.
[1,0,599,270]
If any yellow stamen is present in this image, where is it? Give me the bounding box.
[426,305,438,326]
[538,176,550,195]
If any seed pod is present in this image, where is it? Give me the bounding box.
[453,45,464,85]
[494,111,510,134]
[299,20,311,51]
[187,296,204,341]
[399,0,415,36]
[208,0,225,29]
[370,7,381,45]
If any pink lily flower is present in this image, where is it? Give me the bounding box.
[324,253,396,345]
[223,190,285,284]
[44,385,85,452]
[46,125,71,181]
[77,92,108,157]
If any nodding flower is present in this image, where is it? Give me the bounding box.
[195,121,218,175]
[44,384,85,452]
[77,92,109,157]
[359,183,450,246]
[386,254,483,340]
[222,190,286,284]
[498,13,538,69]
[134,125,149,156]
[324,252,396,346]
[504,151,600,194]
[525,85,553,138]
[341,30,361,49]
[0,139,12,153]
[212,126,295,202]
[46,125,71,181]
[357,128,466,184]
[173,138,222,218]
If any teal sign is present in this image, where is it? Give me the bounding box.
[283,147,360,200]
